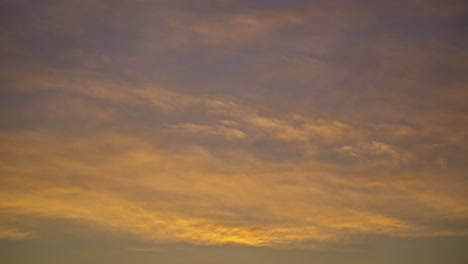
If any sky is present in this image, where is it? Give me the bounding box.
[0,0,467,263]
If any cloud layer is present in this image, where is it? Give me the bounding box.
[0,0,467,249]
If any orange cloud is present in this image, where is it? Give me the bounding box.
[0,127,466,248]
[0,0,467,251]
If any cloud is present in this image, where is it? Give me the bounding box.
[1,63,466,247]
[173,123,246,140]
[0,226,33,240]
[0,0,467,251]
[0,127,466,248]
[337,141,412,167]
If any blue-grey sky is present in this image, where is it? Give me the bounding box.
[1,0,467,263]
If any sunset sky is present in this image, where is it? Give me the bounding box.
[1,0,468,263]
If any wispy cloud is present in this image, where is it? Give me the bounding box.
[0,0,467,251]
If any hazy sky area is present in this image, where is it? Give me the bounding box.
[1,0,468,263]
